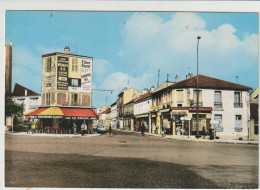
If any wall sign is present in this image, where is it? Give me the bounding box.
[81,58,92,93]
[57,56,69,90]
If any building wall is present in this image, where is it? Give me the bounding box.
[134,97,152,115]
[41,53,92,107]
[123,88,141,106]
[12,95,42,115]
[5,43,12,97]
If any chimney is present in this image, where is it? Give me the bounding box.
[142,88,148,94]
[64,46,70,54]
[186,73,191,79]
[150,86,155,92]
[25,89,27,96]
[175,75,179,83]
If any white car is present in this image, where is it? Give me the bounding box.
[96,125,107,133]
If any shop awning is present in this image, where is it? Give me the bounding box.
[61,108,98,119]
[25,106,98,119]
[135,114,149,118]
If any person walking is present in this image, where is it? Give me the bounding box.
[81,120,87,136]
[141,122,145,136]
[27,117,32,134]
[73,121,77,135]
[108,124,112,136]
[202,126,206,139]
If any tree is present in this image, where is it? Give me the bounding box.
[5,98,24,117]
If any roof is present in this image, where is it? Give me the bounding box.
[134,92,152,103]
[42,52,93,58]
[12,83,40,97]
[111,101,117,107]
[152,81,175,94]
[170,75,251,91]
[250,103,258,120]
[100,108,111,114]
[124,98,136,105]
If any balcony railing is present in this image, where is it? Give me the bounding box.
[190,100,203,107]
[214,102,222,107]
[234,103,243,108]
[235,127,242,132]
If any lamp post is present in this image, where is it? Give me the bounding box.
[196,36,201,138]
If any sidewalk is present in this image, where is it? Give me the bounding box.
[5,131,101,138]
[114,128,259,145]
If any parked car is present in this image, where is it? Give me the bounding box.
[96,125,107,133]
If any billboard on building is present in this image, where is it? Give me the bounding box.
[81,57,92,93]
[57,56,69,90]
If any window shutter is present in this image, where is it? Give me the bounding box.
[75,58,78,71]
[78,79,81,87]
[68,78,71,86]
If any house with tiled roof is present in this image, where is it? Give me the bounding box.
[110,100,118,128]
[249,88,258,141]
[151,74,251,140]
[11,83,42,115]
[98,107,111,128]
[134,92,153,132]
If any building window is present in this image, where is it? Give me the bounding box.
[71,93,78,106]
[214,114,223,132]
[69,78,81,87]
[235,115,242,132]
[29,98,39,109]
[193,90,202,106]
[46,57,51,72]
[234,92,243,107]
[176,90,184,102]
[72,58,78,72]
[177,104,182,107]
[46,93,50,105]
[17,99,25,105]
[214,91,222,107]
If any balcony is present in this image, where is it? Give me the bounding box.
[235,127,242,132]
[234,103,243,108]
[214,102,222,108]
[190,100,203,107]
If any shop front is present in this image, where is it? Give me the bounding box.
[135,114,149,132]
[25,106,98,134]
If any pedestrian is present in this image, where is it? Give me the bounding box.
[152,122,156,134]
[108,124,112,136]
[81,120,87,136]
[135,123,138,132]
[202,126,206,139]
[141,122,145,136]
[161,127,165,137]
[209,127,213,140]
[27,117,32,134]
[73,121,77,135]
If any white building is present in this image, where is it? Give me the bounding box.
[111,101,118,128]
[11,83,41,115]
[134,92,153,132]
[169,75,251,140]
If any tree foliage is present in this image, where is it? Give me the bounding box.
[5,98,24,117]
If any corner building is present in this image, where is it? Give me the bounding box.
[41,47,92,107]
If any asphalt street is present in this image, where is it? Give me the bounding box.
[5,130,259,188]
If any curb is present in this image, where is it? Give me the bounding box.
[113,128,258,145]
[5,132,101,138]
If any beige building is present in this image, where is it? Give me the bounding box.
[41,47,93,107]
[5,43,12,97]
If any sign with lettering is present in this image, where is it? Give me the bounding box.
[81,57,92,93]
[57,56,68,90]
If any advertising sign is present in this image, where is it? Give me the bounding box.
[81,57,92,93]
[57,56,69,90]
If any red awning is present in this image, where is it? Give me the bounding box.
[188,107,213,112]
[61,108,98,119]
[26,107,49,117]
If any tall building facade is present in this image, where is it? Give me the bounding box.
[5,43,12,97]
[41,47,93,107]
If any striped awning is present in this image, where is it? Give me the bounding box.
[25,106,98,119]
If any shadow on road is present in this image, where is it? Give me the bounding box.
[5,150,225,188]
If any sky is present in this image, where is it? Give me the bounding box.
[5,11,259,108]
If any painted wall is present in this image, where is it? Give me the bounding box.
[134,97,152,115]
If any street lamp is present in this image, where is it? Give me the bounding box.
[196,36,201,138]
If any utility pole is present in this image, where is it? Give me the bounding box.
[196,36,201,138]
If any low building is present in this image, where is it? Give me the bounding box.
[249,88,258,141]
[111,101,118,128]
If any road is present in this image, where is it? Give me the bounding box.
[5,130,258,188]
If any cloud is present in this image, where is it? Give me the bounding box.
[93,59,112,83]
[118,12,258,87]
